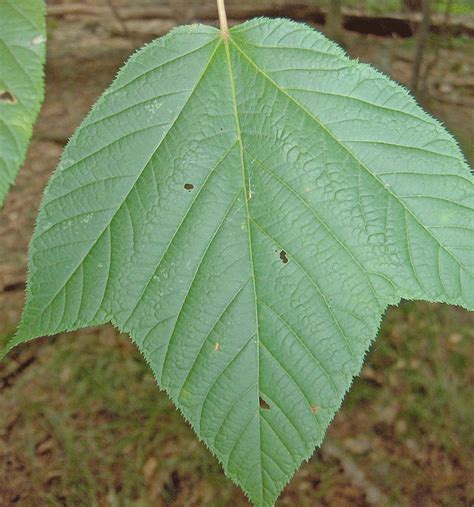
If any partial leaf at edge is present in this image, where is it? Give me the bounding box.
[0,0,46,207]
[7,18,474,506]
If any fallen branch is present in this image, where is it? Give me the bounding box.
[47,4,171,19]
[321,435,389,506]
[1,351,37,389]
[46,3,474,38]
[427,94,474,107]
[432,77,474,88]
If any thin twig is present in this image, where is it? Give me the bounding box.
[421,0,453,93]
[411,0,431,93]
[322,436,389,506]
[105,0,129,37]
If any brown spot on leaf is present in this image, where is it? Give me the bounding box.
[311,404,320,414]
[0,91,16,104]
[259,396,270,410]
[184,183,194,191]
[280,250,289,264]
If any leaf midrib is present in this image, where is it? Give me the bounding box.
[224,38,264,504]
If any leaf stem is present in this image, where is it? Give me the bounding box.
[217,0,229,39]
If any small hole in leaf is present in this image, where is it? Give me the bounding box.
[279,250,289,264]
[184,183,194,191]
[0,91,16,104]
[259,397,270,410]
[214,342,221,352]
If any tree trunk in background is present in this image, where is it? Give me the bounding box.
[404,0,423,11]
[326,0,345,46]
[411,0,431,94]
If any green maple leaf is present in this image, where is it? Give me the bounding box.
[0,0,46,207]
[4,18,473,506]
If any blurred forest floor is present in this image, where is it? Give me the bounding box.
[1,1,473,506]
